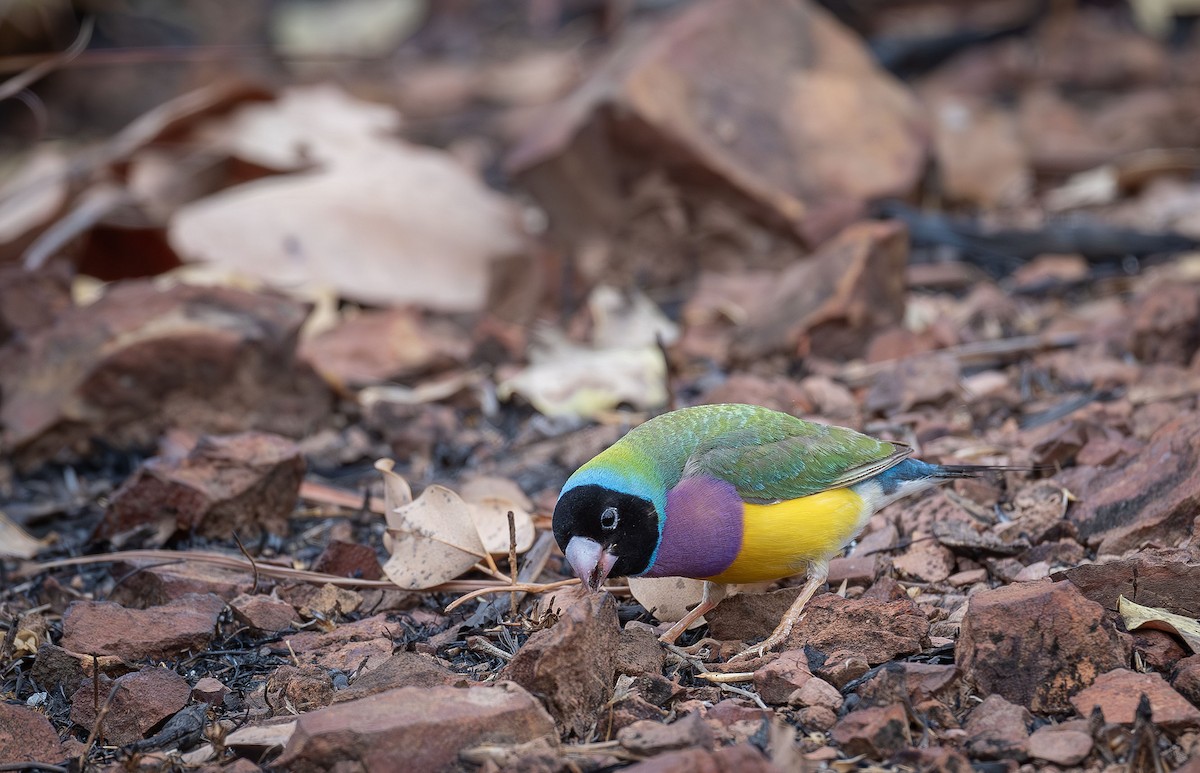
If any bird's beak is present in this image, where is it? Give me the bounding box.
[565,536,618,592]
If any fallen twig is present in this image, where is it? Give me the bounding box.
[836,331,1082,386]
[24,550,519,593]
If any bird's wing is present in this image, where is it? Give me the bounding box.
[681,422,911,504]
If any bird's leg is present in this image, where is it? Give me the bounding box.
[658,581,727,645]
[730,561,828,662]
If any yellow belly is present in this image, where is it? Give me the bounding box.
[705,487,868,584]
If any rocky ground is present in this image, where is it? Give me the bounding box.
[3,0,1200,771]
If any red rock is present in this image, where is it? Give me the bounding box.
[109,561,255,607]
[299,307,469,388]
[310,540,383,581]
[509,0,926,285]
[275,683,556,772]
[270,613,394,673]
[617,626,666,677]
[706,586,805,641]
[265,665,335,715]
[193,676,229,706]
[928,95,1030,209]
[1132,630,1187,673]
[1172,655,1200,706]
[1027,725,1093,766]
[957,580,1129,713]
[854,663,958,709]
[298,584,362,621]
[100,431,305,541]
[618,712,714,755]
[827,555,881,587]
[333,652,463,702]
[891,539,956,583]
[865,353,960,416]
[0,282,330,470]
[230,594,300,633]
[1070,668,1200,730]
[737,221,910,362]
[61,593,224,660]
[697,374,814,417]
[798,705,838,732]
[817,654,871,689]
[499,589,620,736]
[753,650,813,705]
[611,694,670,732]
[620,743,779,773]
[32,643,132,696]
[893,746,975,772]
[784,593,930,665]
[1056,549,1200,616]
[0,703,63,765]
[70,668,191,746]
[789,677,842,711]
[1131,283,1200,365]
[963,694,1031,761]
[0,262,72,346]
[831,703,910,759]
[1068,417,1200,555]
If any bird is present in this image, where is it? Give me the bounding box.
[552,402,1016,658]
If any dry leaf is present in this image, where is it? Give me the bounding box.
[381,482,488,589]
[458,475,536,555]
[467,496,535,556]
[1119,595,1200,653]
[497,341,668,419]
[0,146,68,248]
[0,510,49,559]
[171,85,527,312]
[497,285,675,420]
[628,576,709,627]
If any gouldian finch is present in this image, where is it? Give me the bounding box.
[552,403,1007,657]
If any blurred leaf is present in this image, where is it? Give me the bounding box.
[0,510,49,559]
[172,85,527,312]
[1119,594,1200,653]
[497,286,676,419]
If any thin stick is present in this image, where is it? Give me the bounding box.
[0,18,92,103]
[693,671,756,683]
[507,511,518,619]
[836,331,1082,386]
[80,680,120,769]
[231,531,260,594]
[25,550,517,591]
[445,578,583,612]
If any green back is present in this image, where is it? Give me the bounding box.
[585,403,905,504]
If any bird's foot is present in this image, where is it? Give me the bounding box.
[727,631,787,664]
[673,637,724,658]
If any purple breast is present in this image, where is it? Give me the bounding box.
[643,475,743,579]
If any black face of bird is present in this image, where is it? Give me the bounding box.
[552,484,659,589]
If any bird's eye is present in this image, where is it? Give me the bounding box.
[600,507,619,530]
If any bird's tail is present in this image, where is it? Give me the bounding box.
[864,458,1040,510]
[926,463,1043,479]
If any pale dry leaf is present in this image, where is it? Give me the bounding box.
[467,495,535,556]
[375,458,412,555]
[497,338,667,419]
[271,0,426,60]
[498,285,673,419]
[0,145,68,245]
[0,510,49,559]
[1119,595,1200,653]
[169,141,525,311]
[589,285,680,349]
[376,460,488,589]
[628,576,709,628]
[459,476,534,511]
[196,83,402,170]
